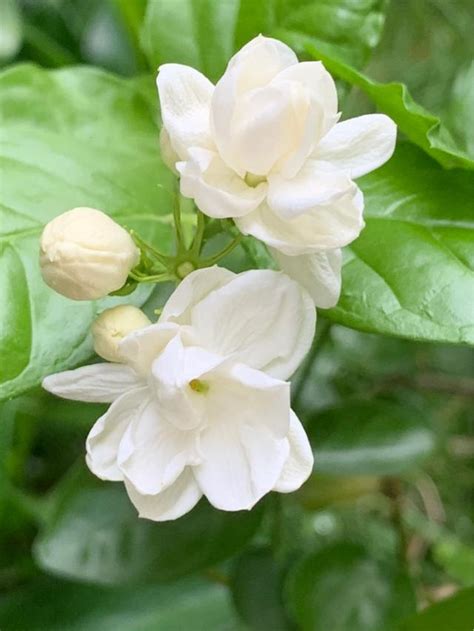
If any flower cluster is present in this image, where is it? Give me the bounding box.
[40,36,396,521]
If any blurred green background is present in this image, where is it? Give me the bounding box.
[0,1,473,629]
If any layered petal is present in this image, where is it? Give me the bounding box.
[177,148,267,218]
[274,412,314,493]
[117,398,200,495]
[125,469,201,522]
[42,363,141,403]
[314,114,397,178]
[156,64,214,160]
[86,387,148,481]
[236,188,364,256]
[211,35,297,175]
[193,363,291,511]
[190,269,315,380]
[160,266,235,325]
[119,322,181,376]
[267,160,356,220]
[271,248,342,309]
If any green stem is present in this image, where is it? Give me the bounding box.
[131,231,172,267]
[191,210,206,256]
[292,319,332,408]
[199,234,243,267]
[173,195,186,254]
[129,271,174,283]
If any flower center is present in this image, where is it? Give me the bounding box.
[189,378,209,394]
[244,172,267,188]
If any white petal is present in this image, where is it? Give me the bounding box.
[86,387,148,481]
[117,398,199,495]
[125,469,202,522]
[156,63,214,160]
[42,364,141,403]
[236,189,364,256]
[177,148,267,218]
[267,160,356,220]
[190,269,316,380]
[314,114,397,179]
[211,35,297,175]
[118,322,180,377]
[194,363,291,511]
[271,248,342,308]
[160,266,236,326]
[274,411,314,493]
[272,61,339,177]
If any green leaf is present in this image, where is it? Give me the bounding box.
[140,0,388,81]
[33,479,263,585]
[397,587,474,631]
[325,143,474,345]
[433,538,474,587]
[306,400,436,476]
[307,45,474,170]
[231,547,291,630]
[445,61,474,158]
[0,576,241,631]
[0,64,176,401]
[285,543,416,631]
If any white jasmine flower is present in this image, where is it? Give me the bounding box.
[157,35,396,307]
[40,207,139,300]
[92,305,151,363]
[43,267,315,521]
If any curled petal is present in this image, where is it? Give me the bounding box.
[86,387,148,481]
[117,398,200,495]
[314,114,397,178]
[118,322,181,377]
[42,363,141,403]
[193,363,291,511]
[160,266,236,326]
[267,160,356,220]
[236,189,364,256]
[190,269,316,380]
[157,63,214,160]
[274,412,314,493]
[125,469,202,522]
[211,35,297,175]
[271,248,342,309]
[177,148,267,218]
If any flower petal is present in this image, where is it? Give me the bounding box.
[160,266,236,326]
[177,148,267,218]
[314,114,397,178]
[193,363,291,511]
[190,269,316,380]
[117,398,200,495]
[125,469,202,522]
[267,160,356,220]
[236,189,364,256]
[211,35,297,175]
[42,363,141,403]
[118,322,180,377]
[273,411,314,493]
[270,248,342,308]
[156,63,214,160]
[86,387,148,481]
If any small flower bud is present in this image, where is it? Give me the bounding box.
[92,305,151,362]
[40,208,140,300]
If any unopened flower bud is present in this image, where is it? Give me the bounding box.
[40,207,140,300]
[92,305,151,362]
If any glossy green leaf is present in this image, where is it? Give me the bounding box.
[307,400,435,476]
[231,547,291,630]
[325,143,474,345]
[0,64,176,401]
[397,587,474,631]
[0,577,241,631]
[307,45,474,170]
[286,543,416,631]
[33,480,263,585]
[141,0,388,81]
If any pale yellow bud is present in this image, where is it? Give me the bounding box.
[92,305,151,362]
[40,208,140,300]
